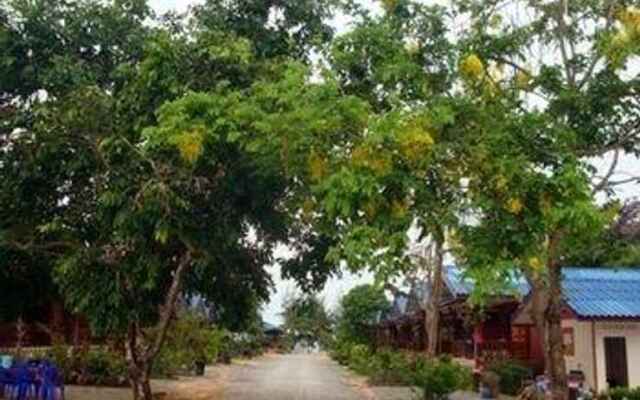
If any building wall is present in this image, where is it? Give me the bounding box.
[564,319,640,392]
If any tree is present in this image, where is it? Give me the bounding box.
[0,1,343,399]
[281,294,332,348]
[268,0,468,358]
[564,200,640,266]
[449,1,640,397]
[336,284,390,346]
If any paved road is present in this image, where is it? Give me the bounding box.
[222,353,366,400]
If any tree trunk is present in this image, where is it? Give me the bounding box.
[426,237,444,357]
[545,235,568,400]
[528,276,551,375]
[125,251,192,400]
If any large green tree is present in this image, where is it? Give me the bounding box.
[336,284,390,346]
[281,294,332,347]
[451,1,640,398]
[0,1,344,398]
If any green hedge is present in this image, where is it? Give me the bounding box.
[486,359,531,395]
[606,387,640,400]
[331,341,472,396]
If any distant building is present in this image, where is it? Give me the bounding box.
[376,265,640,392]
[514,267,640,391]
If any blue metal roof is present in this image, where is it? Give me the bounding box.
[563,267,640,319]
[443,265,530,297]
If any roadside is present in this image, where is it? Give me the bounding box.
[66,363,229,400]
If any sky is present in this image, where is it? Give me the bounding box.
[147,0,639,325]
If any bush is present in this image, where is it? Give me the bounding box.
[83,349,128,386]
[155,312,231,375]
[330,338,472,396]
[413,356,473,400]
[486,359,531,395]
[368,348,413,386]
[40,346,128,386]
[348,344,372,374]
[330,338,355,365]
[607,387,640,400]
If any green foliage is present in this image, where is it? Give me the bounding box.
[368,348,414,386]
[414,356,473,400]
[606,387,640,400]
[486,359,531,396]
[281,294,332,347]
[331,340,472,393]
[336,284,390,346]
[155,311,225,375]
[44,346,128,386]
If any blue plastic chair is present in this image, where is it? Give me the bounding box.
[0,367,16,398]
[5,366,36,400]
[39,365,64,400]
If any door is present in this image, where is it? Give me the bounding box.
[604,337,629,388]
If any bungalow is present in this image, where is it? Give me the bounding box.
[375,286,427,351]
[437,267,538,371]
[377,265,640,392]
[514,267,640,392]
[0,302,91,348]
[374,267,529,360]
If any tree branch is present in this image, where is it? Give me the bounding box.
[592,149,619,194]
[146,251,192,361]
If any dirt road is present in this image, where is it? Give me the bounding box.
[222,353,367,400]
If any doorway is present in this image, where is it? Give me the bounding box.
[604,337,629,388]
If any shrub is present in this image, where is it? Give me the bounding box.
[607,387,640,400]
[413,356,473,400]
[332,338,358,365]
[83,349,128,386]
[486,359,531,395]
[348,344,372,374]
[40,346,128,386]
[329,338,472,397]
[368,348,413,386]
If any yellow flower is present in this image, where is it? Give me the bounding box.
[398,124,435,163]
[619,7,640,35]
[459,54,484,81]
[515,70,532,90]
[176,129,204,164]
[506,198,524,214]
[381,0,398,13]
[308,149,328,182]
[528,257,543,271]
[363,200,378,220]
[352,145,392,176]
[391,199,408,219]
[495,175,508,192]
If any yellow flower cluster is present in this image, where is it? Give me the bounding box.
[381,0,398,13]
[459,54,484,81]
[506,198,524,214]
[528,256,543,271]
[308,149,328,182]
[391,199,408,219]
[515,69,532,90]
[619,6,640,34]
[607,7,640,66]
[176,129,204,165]
[398,124,435,164]
[351,145,392,176]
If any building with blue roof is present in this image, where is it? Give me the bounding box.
[512,266,640,392]
[377,265,640,392]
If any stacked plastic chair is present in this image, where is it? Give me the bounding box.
[0,367,15,398]
[5,365,37,400]
[39,364,64,400]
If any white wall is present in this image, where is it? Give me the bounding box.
[563,320,640,392]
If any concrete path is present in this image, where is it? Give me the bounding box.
[222,353,367,400]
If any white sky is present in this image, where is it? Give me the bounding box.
[147,0,639,325]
